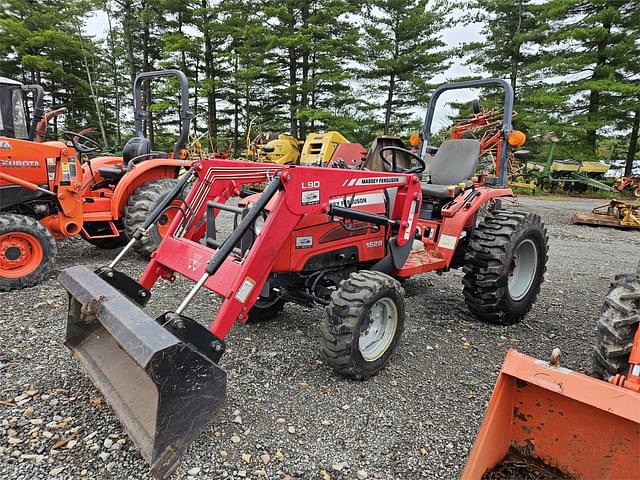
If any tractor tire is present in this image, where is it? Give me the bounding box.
[592,273,640,380]
[320,270,405,379]
[0,213,57,291]
[124,178,182,259]
[247,296,286,322]
[462,210,548,325]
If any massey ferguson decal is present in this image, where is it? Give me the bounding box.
[342,176,406,187]
[0,159,39,167]
[329,192,385,208]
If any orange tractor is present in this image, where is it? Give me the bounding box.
[0,70,193,290]
[463,263,640,479]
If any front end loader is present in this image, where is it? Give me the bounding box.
[58,79,549,478]
[463,265,640,479]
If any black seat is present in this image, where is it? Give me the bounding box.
[122,136,152,169]
[97,166,125,183]
[421,139,480,198]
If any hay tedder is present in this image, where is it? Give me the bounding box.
[463,264,640,479]
[59,79,549,478]
[0,70,193,290]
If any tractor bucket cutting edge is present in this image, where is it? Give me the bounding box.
[60,265,227,479]
[462,349,640,479]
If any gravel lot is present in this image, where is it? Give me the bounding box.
[1,195,638,480]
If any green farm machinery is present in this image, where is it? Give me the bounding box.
[525,138,615,194]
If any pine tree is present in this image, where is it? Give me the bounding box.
[534,0,640,161]
[360,0,450,135]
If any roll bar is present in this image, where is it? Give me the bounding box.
[132,69,192,158]
[420,79,515,187]
[24,84,45,141]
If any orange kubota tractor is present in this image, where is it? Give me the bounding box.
[0,70,193,290]
[463,263,640,479]
[58,79,549,478]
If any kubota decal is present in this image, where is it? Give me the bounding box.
[0,141,12,150]
[0,159,39,167]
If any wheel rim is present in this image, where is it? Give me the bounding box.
[358,297,398,362]
[0,232,44,278]
[508,238,538,301]
[155,201,181,237]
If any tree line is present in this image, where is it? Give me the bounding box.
[0,0,638,172]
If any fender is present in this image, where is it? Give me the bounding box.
[110,158,193,218]
[437,186,514,258]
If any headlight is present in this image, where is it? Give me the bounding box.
[254,214,266,235]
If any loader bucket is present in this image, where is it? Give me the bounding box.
[462,350,640,480]
[59,265,227,479]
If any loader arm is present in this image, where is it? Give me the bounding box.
[141,158,422,340]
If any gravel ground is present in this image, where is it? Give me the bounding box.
[1,195,638,480]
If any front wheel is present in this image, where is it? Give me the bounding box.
[320,270,405,379]
[0,214,57,290]
[247,296,286,322]
[462,210,548,325]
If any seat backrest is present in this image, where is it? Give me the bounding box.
[430,139,480,185]
[122,136,152,167]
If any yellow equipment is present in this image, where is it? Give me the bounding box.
[571,199,640,229]
[298,131,350,166]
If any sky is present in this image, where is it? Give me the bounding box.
[83,7,486,133]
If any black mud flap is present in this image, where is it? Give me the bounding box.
[59,265,227,479]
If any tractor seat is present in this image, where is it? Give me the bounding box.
[421,139,480,198]
[97,166,125,183]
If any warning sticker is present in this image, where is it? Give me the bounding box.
[235,277,256,303]
[295,236,313,249]
[438,234,458,250]
[301,189,320,205]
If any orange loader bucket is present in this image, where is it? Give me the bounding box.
[463,350,640,479]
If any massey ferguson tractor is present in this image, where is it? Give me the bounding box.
[58,79,549,478]
[0,70,192,290]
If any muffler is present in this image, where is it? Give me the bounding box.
[60,265,227,479]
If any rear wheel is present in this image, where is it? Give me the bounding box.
[124,178,183,258]
[0,213,56,290]
[320,270,405,379]
[462,210,548,325]
[592,273,640,379]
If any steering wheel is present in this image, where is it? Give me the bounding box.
[379,146,426,174]
[63,131,102,154]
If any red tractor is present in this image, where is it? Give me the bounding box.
[59,79,548,478]
[0,70,192,290]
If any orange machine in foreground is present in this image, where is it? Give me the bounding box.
[464,268,640,479]
[0,70,193,290]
